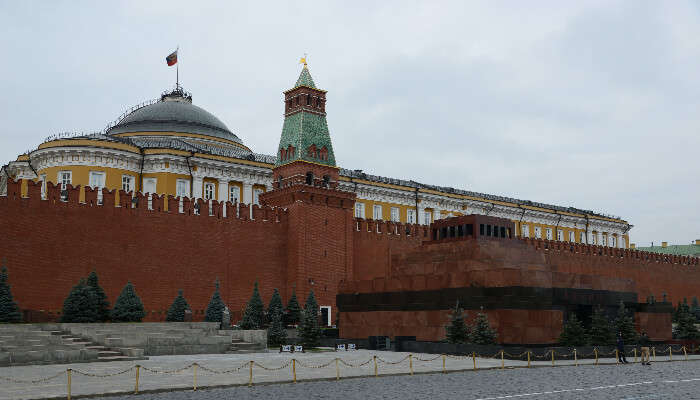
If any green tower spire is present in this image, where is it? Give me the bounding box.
[275,65,336,167]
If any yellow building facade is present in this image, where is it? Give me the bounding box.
[1,77,632,248]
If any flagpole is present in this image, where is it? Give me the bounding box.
[176,46,179,89]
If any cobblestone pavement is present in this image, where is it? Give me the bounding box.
[0,350,698,399]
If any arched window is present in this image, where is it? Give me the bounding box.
[306,95,311,105]
[280,148,287,160]
[305,172,313,185]
[322,175,330,188]
[307,145,317,158]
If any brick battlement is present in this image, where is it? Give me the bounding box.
[518,237,699,267]
[2,179,288,224]
[352,218,430,240]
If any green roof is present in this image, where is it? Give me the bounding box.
[634,244,700,257]
[294,66,316,88]
[276,111,336,167]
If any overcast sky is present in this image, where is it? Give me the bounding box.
[1,1,698,246]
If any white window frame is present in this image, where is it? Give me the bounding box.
[253,188,263,205]
[602,234,607,246]
[522,225,529,238]
[121,175,134,193]
[204,182,215,200]
[611,236,617,248]
[407,209,416,224]
[535,226,542,239]
[176,179,190,198]
[390,207,399,222]
[423,211,432,225]
[58,171,72,190]
[354,202,365,218]
[143,177,157,194]
[229,185,240,203]
[89,171,106,204]
[580,232,586,243]
[557,229,563,241]
[620,237,626,248]
[569,231,575,242]
[373,204,382,220]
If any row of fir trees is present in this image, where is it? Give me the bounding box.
[445,303,498,345]
[237,282,322,348]
[560,300,700,346]
[61,272,145,322]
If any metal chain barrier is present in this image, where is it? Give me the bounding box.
[1,348,697,397]
[0,370,66,384]
[140,363,196,374]
[197,362,251,374]
[71,366,135,378]
[376,355,411,365]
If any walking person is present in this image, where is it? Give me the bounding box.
[639,331,651,365]
[617,332,629,364]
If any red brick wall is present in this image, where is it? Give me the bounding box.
[1,180,289,322]
[351,219,427,281]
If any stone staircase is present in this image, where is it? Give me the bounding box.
[53,331,145,362]
[226,337,266,354]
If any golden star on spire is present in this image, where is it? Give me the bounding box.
[299,53,308,67]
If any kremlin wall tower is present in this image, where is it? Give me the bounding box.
[1,64,698,344]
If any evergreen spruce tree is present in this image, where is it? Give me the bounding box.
[86,271,110,322]
[588,306,614,345]
[673,299,700,340]
[445,302,469,344]
[297,290,322,348]
[559,314,587,346]
[111,282,146,322]
[284,289,302,326]
[266,289,287,346]
[266,289,284,326]
[672,301,682,323]
[239,282,264,329]
[613,301,638,343]
[691,297,700,320]
[0,264,22,323]
[166,290,190,322]
[470,309,497,344]
[61,279,99,323]
[205,280,226,323]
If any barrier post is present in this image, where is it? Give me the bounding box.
[634,348,637,363]
[248,360,253,387]
[551,350,555,366]
[442,354,446,373]
[669,347,672,361]
[684,346,688,361]
[472,351,477,371]
[615,349,619,364]
[292,359,297,383]
[134,365,140,394]
[373,355,378,377]
[67,369,72,400]
[501,350,504,370]
[652,347,656,362]
[193,363,198,391]
[594,348,598,365]
[527,351,531,368]
[574,349,577,366]
[336,358,340,380]
[409,354,413,375]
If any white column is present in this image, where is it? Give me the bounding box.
[242,181,253,205]
[218,179,229,202]
[218,179,228,217]
[433,209,441,222]
[192,177,203,199]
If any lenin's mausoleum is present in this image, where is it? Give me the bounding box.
[1,64,698,344]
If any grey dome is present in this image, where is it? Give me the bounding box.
[107,97,243,144]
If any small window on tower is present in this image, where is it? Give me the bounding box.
[305,172,313,185]
[295,97,299,105]
[322,175,330,188]
[306,95,311,105]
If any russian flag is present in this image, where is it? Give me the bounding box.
[166,50,178,66]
